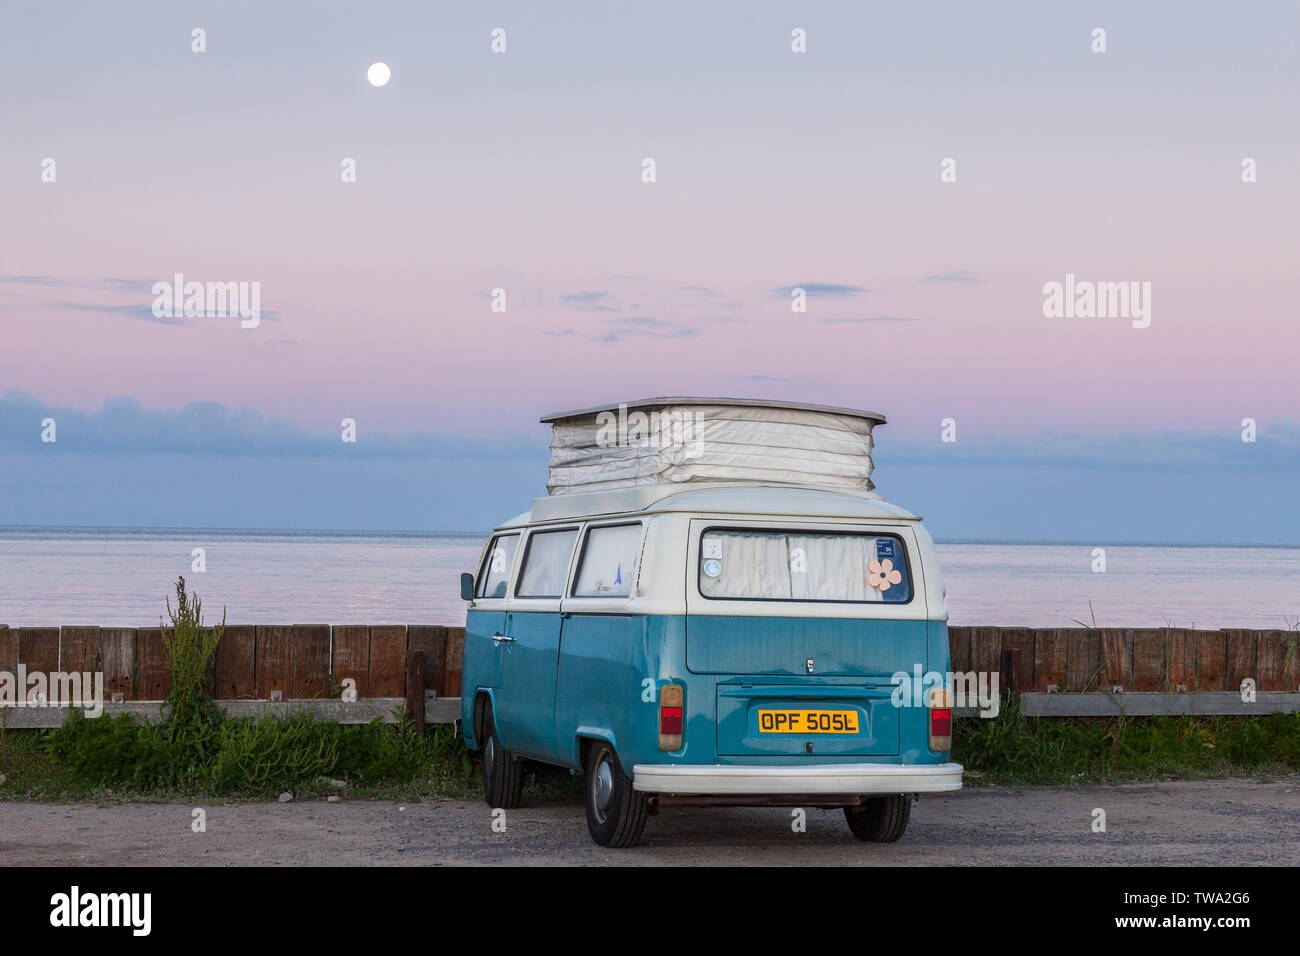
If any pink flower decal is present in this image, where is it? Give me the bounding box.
[868,558,902,593]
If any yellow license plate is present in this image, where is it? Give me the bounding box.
[758,710,860,734]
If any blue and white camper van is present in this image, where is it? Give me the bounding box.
[459,399,961,847]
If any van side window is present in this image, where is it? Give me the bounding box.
[699,529,912,604]
[477,533,520,598]
[572,523,642,597]
[516,528,579,598]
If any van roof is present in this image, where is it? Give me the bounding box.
[497,482,918,528]
[539,396,887,425]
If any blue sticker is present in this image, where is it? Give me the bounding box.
[876,538,895,559]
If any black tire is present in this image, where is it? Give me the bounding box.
[584,742,649,848]
[481,707,524,809]
[844,794,912,842]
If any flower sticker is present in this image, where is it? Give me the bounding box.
[868,558,902,593]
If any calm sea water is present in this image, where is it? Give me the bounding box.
[0,527,1296,629]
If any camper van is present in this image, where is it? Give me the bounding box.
[458,399,961,847]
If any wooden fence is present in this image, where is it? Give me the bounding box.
[947,626,1299,694]
[2,625,1297,723]
[0,624,466,702]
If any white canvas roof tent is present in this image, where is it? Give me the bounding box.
[539,397,886,499]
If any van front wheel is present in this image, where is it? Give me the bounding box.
[584,742,648,848]
[845,794,911,842]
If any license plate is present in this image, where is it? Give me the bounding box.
[758,709,860,734]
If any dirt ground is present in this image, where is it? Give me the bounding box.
[2,777,1297,866]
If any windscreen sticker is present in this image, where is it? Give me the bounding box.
[703,539,723,559]
[876,538,895,560]
[703,558,722,578]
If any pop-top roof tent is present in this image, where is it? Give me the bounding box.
[539,397,886,498]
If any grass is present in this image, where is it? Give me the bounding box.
[954,694,1300,786]
[0,715,585,804]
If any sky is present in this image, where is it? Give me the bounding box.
[1,1,1298,541]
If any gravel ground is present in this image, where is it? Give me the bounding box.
[2,777,1297,866]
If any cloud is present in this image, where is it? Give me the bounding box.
[738,374,790,382]
[919,270,979,286]
[820,316,921,324]
[543,328,576,337]
[53,300,282,324]
[884,422,1300,473]
[561,291,619,312]
[0,390,545,460]
[596,315,697,343]
[54,301,184,324]
[771,283,868,297]
[0,275,69,287]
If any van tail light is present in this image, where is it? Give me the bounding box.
[659,684,684,751]
[927,685,953,753]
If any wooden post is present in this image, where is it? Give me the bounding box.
[406,650,425,732]
[1000,647,1020,702]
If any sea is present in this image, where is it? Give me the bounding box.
[0,527,1296,630]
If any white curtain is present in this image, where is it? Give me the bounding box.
[700,531,898,602]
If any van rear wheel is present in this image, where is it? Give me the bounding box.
[584,742,648,848]
[845,794,911,842]
[481,708,523,809]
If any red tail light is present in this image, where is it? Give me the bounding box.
[928,686,953,752]
[659,684,684,751]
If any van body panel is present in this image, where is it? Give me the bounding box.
[553,612,704,770]
[715,681,900,757]
[685,615,930,678]
[494,608,564,762]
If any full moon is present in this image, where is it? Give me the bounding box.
[366,62,391,87]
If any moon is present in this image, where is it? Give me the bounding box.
[366,62,391,87]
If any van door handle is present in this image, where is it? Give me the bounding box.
[492,634,515,644]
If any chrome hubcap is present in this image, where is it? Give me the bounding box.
[592,758,614,822]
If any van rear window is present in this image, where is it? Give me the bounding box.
[698,529,912,604]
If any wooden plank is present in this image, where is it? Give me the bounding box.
[1131,628,1167,692]
[407,625,447,696]
[255,625,293,699]
[1224,629,1258,693]
[1016,691,1300,718]
[1255,630,1287,692]
[406,650,426,731]
[17,627,60,677]
[967,626,1003,682]
[1098,627,1133,691]
[134,628,171,700]
[947,626,971,674]
[99,628,137,699]
[331,625,370,699]
[3,697,463,729]
[0,627,18,677]
[1165,628,1195,692]
[1286,631,1300,693]
[59,626,101,674]
[1193,629,1227,691]
[1032,628,1067,692]
[1066,629,1102,692]
[291,624,331,699]
[368,625,406,698]
[213,625,256,699]
[443,627,464,698]
[999,629,1035,693]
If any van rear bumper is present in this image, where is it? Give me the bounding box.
[631,761,963,795]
